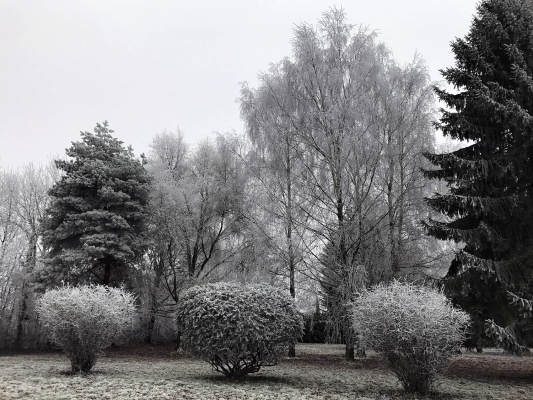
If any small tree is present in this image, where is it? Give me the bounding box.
[177,282,303,378]
[352,281,470,395]
[37,285,136,373]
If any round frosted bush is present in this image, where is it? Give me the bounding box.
[177,282,303,377]
[352,281,470,395]
[37,285,136,373]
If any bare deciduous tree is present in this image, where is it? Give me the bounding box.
[144,132,248,344]
[0,163,56,349]
[239,8,438,361]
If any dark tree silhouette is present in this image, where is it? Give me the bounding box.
[423,0,533,353]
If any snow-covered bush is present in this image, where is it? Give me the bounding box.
[37,285,136,373]
[177,282,303,377]
[352,281,470,395]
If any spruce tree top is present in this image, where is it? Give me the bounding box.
[39,122,150,287]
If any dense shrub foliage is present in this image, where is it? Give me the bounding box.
[352,281,470,395]
[177,282,303,377]
[37,285,136,373]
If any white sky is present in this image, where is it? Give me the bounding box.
[0,0,479,170]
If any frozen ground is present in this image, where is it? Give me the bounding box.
[1,344,532,399]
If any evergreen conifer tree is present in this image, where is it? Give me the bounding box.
[423,0,533,353]
[38,122,150,287]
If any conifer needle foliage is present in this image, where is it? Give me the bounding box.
[38,122,150,287]
[423,0,533,353]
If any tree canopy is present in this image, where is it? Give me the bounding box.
[38,122,150,287]
[423,0,533,353]
[241,7,436,360]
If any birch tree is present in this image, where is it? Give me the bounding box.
[239,8,438,360]
[289,9,388,360]
[240,61,309,356]
[374,56,436,279]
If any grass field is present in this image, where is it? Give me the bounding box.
[1,344,532,399]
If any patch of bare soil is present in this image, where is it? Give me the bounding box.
[101,343,181,360]
[285,348,389,371]
[446,350,533,383]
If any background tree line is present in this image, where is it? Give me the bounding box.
[3,1,532,356]
[0,8,450,351]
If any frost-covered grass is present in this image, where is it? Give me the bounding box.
[1,344,532,399]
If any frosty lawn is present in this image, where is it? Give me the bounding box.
[1,344,532,399]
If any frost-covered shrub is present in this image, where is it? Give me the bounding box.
[177,282,303,377]
[352,281,470,395]
[37,285,136,373]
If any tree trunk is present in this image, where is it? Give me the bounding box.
[144,313,156,344]
[145,251,165,344]
[345,344,355,362]
[175,316,182,350]
[344,311,355,362]
[103,264,111,285]
[386,130,400,278]
[286,144,297,358]
[14,239,37,351]
[288,343,296,357]
[14,286,28,351]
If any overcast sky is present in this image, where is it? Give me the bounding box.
[0,0,479,170]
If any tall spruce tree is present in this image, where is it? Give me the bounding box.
[38,122,150,287]
[423,0,533,353]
